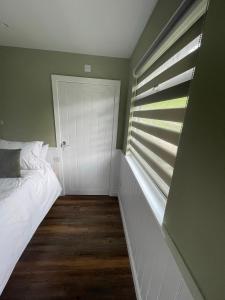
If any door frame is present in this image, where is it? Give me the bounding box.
[51,74,121,196]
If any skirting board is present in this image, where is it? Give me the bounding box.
[118,192,142,300]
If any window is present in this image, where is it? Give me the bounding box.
[126,0,208,197]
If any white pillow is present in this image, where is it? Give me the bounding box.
[0,139,43,170]
[40,144,49,161]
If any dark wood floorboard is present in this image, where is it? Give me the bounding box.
[1,196,136,300]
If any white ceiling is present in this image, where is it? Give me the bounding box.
[0,0,158,58]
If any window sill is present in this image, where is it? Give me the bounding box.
[125,154,166,225]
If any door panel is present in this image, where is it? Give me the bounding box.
[57,80,116,195]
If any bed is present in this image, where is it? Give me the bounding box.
[0,160,61,295]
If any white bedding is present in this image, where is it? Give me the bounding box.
[0,162,61,295]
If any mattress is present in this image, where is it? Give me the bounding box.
[0,162,62,294]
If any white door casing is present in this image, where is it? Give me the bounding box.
[51,75,120,195]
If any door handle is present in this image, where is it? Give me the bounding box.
[61,141,70,148]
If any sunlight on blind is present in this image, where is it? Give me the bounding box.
[126,0,208,197]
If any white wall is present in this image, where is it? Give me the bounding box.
[118,154,194,300]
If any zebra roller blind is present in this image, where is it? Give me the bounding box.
[126,0,208,196]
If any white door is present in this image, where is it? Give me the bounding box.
[52,75,120,195]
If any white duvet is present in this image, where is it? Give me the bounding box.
[0,162,61,295]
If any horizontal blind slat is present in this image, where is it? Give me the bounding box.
[136,68,193,101]
[136,50,198,96]
[129,147,170,196]
[130,140,172,186]
[133,81,190,107]
[130,131,176,167]
[133,107,186,123]
[132,121,180,145]
[137,16,204,84]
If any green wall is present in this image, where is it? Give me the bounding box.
[164,1,225,299]
[0,46,129,148]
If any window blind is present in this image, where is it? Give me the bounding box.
[126,0,208,196]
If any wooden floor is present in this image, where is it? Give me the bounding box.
[1,196,136,300]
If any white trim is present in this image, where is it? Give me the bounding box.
[125,154,166,225]
[118,192,142,300]
[51,74,121,196]
[108,82,121,197]
[51,77,66,194]
[109,150,122,196]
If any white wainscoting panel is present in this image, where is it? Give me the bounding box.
[118,154,194,300]
[109,149,121,196]
[47,147,64,185]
